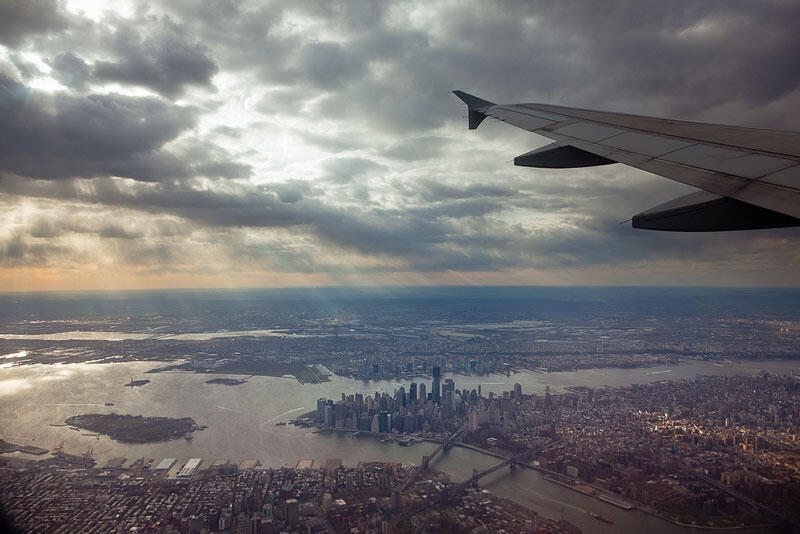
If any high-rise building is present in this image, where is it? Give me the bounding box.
[468,410,479,431]
[445,390,455,416]
[418,383,426,403]
[316,398,326,424]
[371,414,380,433]
[378,411,390,433]
[335,402,347,428]
[285,499,298,526]
[432,366,441,403]
[404,414,413,433]
[432,365,441,379]
[409,382,417,402]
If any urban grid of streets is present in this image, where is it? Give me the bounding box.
[2,371,799,533]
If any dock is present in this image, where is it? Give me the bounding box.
[543,474,633,510]
[0,439,48,456]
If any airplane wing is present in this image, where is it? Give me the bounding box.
[453,90,800,231]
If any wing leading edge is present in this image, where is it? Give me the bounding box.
[453,90,800,231]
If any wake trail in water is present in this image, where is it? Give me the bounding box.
[259,407,305,427]
[645,369,672,375]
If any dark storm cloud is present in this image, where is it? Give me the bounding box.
[0,0,67,46]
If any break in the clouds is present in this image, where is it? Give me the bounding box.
[0,0,798,290]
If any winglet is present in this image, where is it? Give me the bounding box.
[453,90,495,129]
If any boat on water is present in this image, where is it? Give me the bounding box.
[589,511,614,524]
[275,421,287,426]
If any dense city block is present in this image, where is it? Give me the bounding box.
[313,372,800,529]
[0,460,579,534]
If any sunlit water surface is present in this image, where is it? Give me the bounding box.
[2,358,798,533]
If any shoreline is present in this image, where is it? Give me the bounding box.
[455,442,776,532]
[314,427,777,532]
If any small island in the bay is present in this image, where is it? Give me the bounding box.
[205,376,250,386]
[64,414,202,443]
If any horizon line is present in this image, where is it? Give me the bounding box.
[2,284,799,296]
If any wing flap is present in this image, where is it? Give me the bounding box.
[633,191,800,231]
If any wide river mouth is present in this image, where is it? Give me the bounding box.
[2,357,796,534]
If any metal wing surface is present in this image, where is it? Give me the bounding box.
[454,90,800,231]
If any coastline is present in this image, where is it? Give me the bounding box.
[315,427,777,532]
[455,442,777,532]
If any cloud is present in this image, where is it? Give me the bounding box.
[0,0,67,46]
[381,137,452,162]
[322,157,385,184]
[0,0,798,286]
[0,74,196,181]
[50,51,91,90]
[0,75,250,182]
[92,17,218,98]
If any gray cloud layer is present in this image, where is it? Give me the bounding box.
[0,0,798,284]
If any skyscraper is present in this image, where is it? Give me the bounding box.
[316,398,326,424]
[432,365,441,403]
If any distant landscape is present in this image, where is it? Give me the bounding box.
[1,287,798,383]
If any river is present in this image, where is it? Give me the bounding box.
[1,358,797,533]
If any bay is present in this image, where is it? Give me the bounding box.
[1,358,797,533]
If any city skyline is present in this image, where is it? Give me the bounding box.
[2,1,800,291]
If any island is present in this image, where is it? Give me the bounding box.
[205,377,248,385]
[64,414,203,443]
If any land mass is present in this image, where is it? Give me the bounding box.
[64,414,201,443]
[205,376,249,385]
[148,359,330,384]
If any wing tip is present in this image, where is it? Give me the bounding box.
[452,90,495,111]
[453,91,495,129]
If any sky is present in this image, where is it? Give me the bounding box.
[1,0,799,291]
